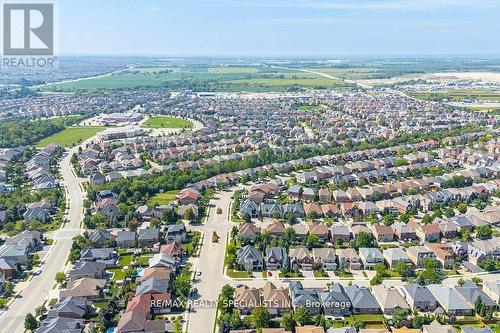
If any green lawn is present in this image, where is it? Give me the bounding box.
[118,254,133,266]
[337,271,353,278]
[226,269,252,278]
[147,190,179,205]
[295,104,321,111]
[351,314,385,322]
[36,126,108,147]
[136,254,153,266]
[107,268,125,281]
[141,117,192,129]
[313,269,329,278]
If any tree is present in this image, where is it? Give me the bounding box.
[306,234,320,248]
[284,227,296,245]
[251,307,271,329]
[457,203,467,214]
[243,213,252,224]
[392,308,409,328]
[55,272,66,285]
[3,281,14,296]
[457,278,466,287]
[352,320,366,329]
[280,312,296,331]
[185,208,196,222]
[173,317,182,333]
[417,259,442,285]
[478,258,500,272]
[394,260,413,279]
[351,231,374,249]
[294,306,312,326]
[476,225,492,239]
[24,313,39,332]
[474,296,485,317]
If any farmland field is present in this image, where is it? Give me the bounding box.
[141,116,192,129]
[40,66,355,92]
[36,126,108,147]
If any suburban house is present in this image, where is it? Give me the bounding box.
[400,284,437,312]
[265,247,288,271]
[312,248,337,271]
[345,285,380,314]
[290,247,314,271]
[237,245,263,272]
[427,284,474,316]
[358,248,384,270]
[371,285,410,315]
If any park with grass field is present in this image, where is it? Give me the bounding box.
[141,116,192,129]
[36,126,108,147]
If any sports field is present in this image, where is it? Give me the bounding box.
[141,116,192,129]
[36,126,108,147]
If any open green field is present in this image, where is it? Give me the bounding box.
[40,66,355,92]
[413,89,500,102]
[36,126,108,147]
[311,67,382,79]
[147,190,179,206]
[141,116,192,129]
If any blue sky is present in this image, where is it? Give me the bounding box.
[59,0,500,56]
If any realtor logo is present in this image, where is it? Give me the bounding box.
[3,3,53,55]
[1,1,57,68]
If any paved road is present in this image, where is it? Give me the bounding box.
[186,189,237,333]
[0,149,84,332]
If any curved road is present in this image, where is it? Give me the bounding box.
[0,149,84,332]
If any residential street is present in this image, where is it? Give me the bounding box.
[0,149,84,333]
[186,189,236,333]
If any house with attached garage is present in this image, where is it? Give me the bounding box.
[137,228,160,247]
[330,224,351,244]
[289,281,321,315]
[427,284,474,316]
[283,203,305,218]
[358,248,384,270]
[312,248,337,271]
[400,284,437,312]
[320,282,351,316]
[289,247,314,271]
[371,285,409,315]
[116,230,136,248]
[406,245,436,268]
[262,281,292,316]
[237,245,263,272]
[238,223,261,242]
[383,248,412,269]
[239,199,260,218]
[266,247,288,271]
[165,224,186,243]
[455,280,497,312]
[345,285,380,314]
[337,248,362,271]
[234,285,261,315]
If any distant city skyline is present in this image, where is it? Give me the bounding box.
[59,0,500,56]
